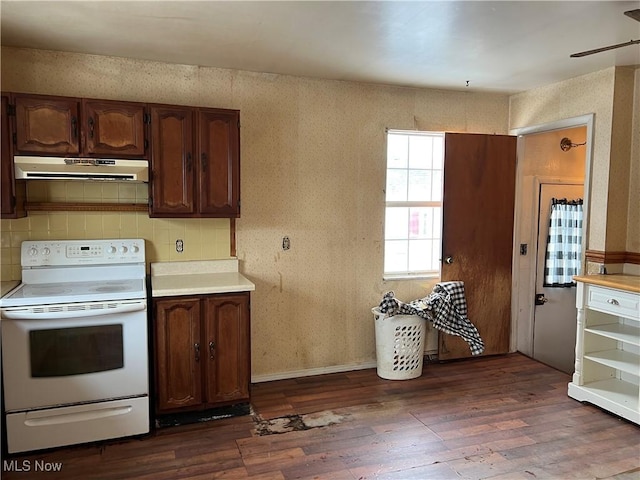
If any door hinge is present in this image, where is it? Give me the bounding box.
[12,132,17,145]
[11,195,16,208]
[144,139,149,151]
[7,104,16,116]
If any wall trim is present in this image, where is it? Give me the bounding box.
[251,361,377,384]
[585,250,640,264]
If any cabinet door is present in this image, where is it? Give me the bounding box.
[203,293,250,404]
[1,95,26,218]
[154,298,203,412]
[149,105,195,216]
[13,94,80,155]
[197,109,240,217]
[83,99,146,156]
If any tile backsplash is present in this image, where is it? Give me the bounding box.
[0,181,231,281]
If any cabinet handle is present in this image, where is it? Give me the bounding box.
[71,117,78,140]
[88,117,95,139]
[209,341,215,360]
[186,153,192,171]
[607,298,620,306]
[201,152,208,171]
[194,343,200,362]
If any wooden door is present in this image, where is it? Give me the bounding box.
[154,297,203,412]
[439,133,517,360]
[203,293,250,404]
[83,99,146,156]
[13,93,80,155]
[197,109,240,217]
[1,95,26,219]
[149,105,195,216]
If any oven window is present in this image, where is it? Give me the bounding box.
[29,325,124,377]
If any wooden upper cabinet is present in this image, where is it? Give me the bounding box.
[12,93,146,158]
[150,105,240,218]
[149,105,195,215]
[1,94,26,218]
[83,99,146,156]
[198,109,240,217]
[13,94,81,155]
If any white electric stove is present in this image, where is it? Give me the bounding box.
[0,239,150,454]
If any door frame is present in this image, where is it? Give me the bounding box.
[509,114,594,355]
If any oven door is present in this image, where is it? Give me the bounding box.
[1,300,148,412]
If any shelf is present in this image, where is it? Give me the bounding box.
[585,323,640,346]
[26,202,148,212]
[569,378,639,423]
[584,350,640,376]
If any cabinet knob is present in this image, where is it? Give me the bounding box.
[607,298,620,306]
[209,341,215,360]
[194,343,200,362]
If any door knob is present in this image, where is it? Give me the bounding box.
[444,255,454,264]
[535,293,548,306]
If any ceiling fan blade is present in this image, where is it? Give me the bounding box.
[624,9,640,22]
[570,39,640,58]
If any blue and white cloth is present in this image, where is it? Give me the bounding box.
[378,281,484,356]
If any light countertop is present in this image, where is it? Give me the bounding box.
[151,259,255,298]
[573,274,640,294]
[1,281,20,298]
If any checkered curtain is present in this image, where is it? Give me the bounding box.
[544,198,583,287]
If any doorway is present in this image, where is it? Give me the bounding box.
[510,115,593,370]
[533,182,584,373]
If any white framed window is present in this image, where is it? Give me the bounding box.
[384,130,444,278]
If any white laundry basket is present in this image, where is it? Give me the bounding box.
[372,307,426,380]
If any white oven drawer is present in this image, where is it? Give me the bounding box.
[587,285,640,319]
[5,396,149,453]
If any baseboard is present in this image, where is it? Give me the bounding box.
[251,361,378,383]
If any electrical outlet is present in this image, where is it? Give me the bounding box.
[176,239,184,253]
[282,236,290,251]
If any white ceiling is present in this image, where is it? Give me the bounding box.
[1,1,639,94]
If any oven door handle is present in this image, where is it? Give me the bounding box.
[1,300,146,320]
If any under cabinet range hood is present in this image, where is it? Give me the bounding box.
[14,156,149,182]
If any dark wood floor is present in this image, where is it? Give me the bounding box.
[3,353,639,479]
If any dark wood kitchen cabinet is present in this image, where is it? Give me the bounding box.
[153,292,250,414]
[149,105,240,218]
[12,93,146,157]
[1,94,26,218]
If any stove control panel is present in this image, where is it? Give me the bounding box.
[21,239,146,267]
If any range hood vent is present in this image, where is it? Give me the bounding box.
[14,156,149,182]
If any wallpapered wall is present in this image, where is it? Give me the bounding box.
[1,47,511,378]
[509,66,640,254]
[1,47,635,379]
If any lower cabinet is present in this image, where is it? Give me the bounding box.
[153,292,250,414]
[568,280,639,424]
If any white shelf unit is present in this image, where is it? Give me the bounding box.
[568,282,640,424]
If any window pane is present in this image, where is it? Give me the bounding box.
[432,136,444,169]
[409,207,438,239]
[385,207,408,240]
[385,240,408,273]
[409,239,433,271]
[408,135,432,169]
[408,170,432,201]
[387,134,408,168]
[386,169,408,201]
[431,170,443,201]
